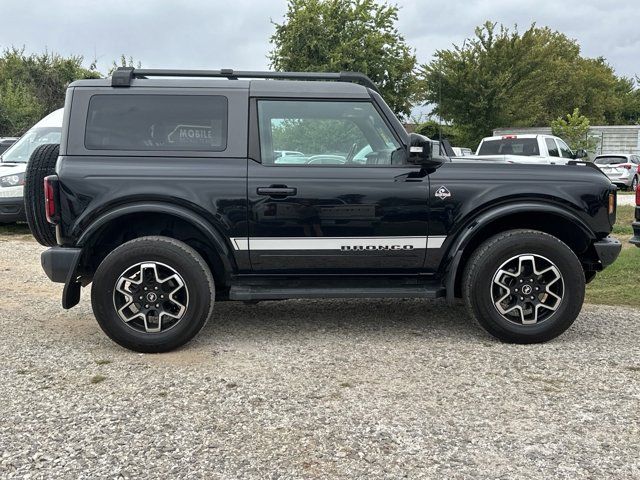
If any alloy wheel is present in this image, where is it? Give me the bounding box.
[491,254,564,325]
[113,261,189,333]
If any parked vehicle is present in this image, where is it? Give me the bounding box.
[31,68,620,352]
[274,150,307,164]
[594,154,639,191]
[0,109,63,223]
[452,147,473,156]
[0,137,18,154]
[475,134,587,164]
[631,187,640,247]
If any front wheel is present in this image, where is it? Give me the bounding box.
[91,236,215,352]
[463,230,585,344]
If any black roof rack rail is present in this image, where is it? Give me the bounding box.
[110,67,380,93]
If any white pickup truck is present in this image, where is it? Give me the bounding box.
[474,134,588,164]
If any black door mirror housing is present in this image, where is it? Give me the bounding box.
[407,133,446,169]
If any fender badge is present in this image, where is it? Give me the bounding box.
[435,186,451,200]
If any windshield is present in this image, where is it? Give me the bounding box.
[1,127,61,163]
[595,156,628,165]
[478,138,540,156]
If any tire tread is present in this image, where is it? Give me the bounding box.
[24,143,59,247]
[91,236,215,353]
[462,229,584,344]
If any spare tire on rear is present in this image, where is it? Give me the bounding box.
[24,144,59,247]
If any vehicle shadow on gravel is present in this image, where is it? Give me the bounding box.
[198,298,485,342]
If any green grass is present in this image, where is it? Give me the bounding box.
[586,247,640,308]
[613,205,635,235]
[586,204,638,307]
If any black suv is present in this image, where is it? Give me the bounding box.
[29,68,621,352]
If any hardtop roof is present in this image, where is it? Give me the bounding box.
[68,77,371,98]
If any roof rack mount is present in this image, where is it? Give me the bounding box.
[110,67,379,92]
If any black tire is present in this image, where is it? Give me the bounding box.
[24,143,59,247]
[91,236,215,353]
[463,229,585,344]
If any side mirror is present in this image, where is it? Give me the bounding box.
[407,133,445,169]
[574,149,588,159]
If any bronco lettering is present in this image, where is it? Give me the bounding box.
[341,245,414,251]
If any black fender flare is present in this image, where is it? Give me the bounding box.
[443,202,596,303]
[62,202,237,309]
[76,202,235,272]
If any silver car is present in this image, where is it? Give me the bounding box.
[594,154,639,190]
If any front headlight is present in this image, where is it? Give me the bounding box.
[0,172,24,187]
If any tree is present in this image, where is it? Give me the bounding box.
[108,54,142,75]
[613,76,640,125]
[0,79,43,135]
[413,118,462,147]
[551,108,597,152]
[0,48,139,136]
[0,48,100,135]
[269,0,417,118]
[272,118,362,155]
[417,22,629,147]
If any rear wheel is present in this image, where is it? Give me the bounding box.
[463,230,585,344]
[91,236,215,352]
[24,144,59,246]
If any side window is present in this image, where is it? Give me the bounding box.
[545,138,559,157]
[257,100,404,166]
[556,138,573,158]
[85,94,228,151]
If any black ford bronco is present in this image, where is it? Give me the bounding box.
[28,67,621,352]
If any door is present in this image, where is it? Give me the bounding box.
[243,98,432,273]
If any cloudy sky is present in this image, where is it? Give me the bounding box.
[1,0,638,79]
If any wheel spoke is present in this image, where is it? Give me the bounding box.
[491,253,564,326]
[113,261,189,334]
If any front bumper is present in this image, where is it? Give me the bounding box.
[631,206,640,247]
[593,236,622,267]
[0,197,25,223]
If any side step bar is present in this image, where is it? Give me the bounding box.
[229,285,445,301]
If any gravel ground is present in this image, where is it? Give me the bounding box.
[1,234,639,479]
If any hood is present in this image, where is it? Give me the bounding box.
[0,162,27,177]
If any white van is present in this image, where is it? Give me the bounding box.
[0,109,63,223]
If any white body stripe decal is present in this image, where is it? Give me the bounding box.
[229,236,446,251]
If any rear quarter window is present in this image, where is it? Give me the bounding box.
[84,94,228,151]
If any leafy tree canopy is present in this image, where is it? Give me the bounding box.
[413,118,463,147]
[269,0,417,118]
[0,47,100,135]
[417,22,636,147]
[551,108,598,152]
